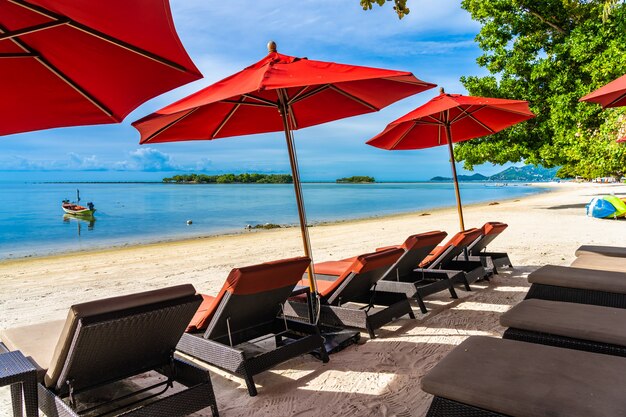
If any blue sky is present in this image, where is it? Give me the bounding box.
[0,0,519,182]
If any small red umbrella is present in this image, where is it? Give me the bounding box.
[0,0,202,136]
[580,73,626,108]
[133,42,435,292]
[367,88,535,230]
[617,136,626,143]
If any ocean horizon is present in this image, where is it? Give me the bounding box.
[0,181,545,260]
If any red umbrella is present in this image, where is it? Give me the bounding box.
[367,88,535,230]
[580,73,626,108]
[617,136,626,143]
[0,0,202,136]
[133,42,435,292]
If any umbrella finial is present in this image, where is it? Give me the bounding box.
[267,41,277,53]
[439,87,445,95]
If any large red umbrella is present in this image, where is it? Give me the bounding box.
[367,89,535,230]
[0,0,202,136]
[133,42,435,292]
[580,73,626,108]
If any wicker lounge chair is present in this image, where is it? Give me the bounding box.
[525,264,626,308]
[177,256,327,397]
[416,228,486,290]
[464,222,512,274]
[422,336,626,417]
[286,248,415,339]
[570,252,626,273]
[575,244,626,258]
[501,298,626,357]
[0,284,219,417]
[373,231,462,314]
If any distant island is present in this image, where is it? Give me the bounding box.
[430,165,560,182]
[163,173,293,184]
[336,176,375,183]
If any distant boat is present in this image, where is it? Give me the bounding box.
[62,189,95,217]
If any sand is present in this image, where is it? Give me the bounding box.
[1,182,625,416]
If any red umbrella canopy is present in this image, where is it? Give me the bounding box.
[0,0,202,136]
[617,136,626,143]
[580,73,626,108]
[133,48,435,143]
[367,92,535,150]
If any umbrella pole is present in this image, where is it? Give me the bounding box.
[445,123,465,230]
[278,95,317,294]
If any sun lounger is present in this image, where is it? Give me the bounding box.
[421,336,626,417]
[575,244,626,258]
[501,298,626,357]
[525,264,626,308]
[286,248,415,339]
[373,231,462,314]
[465,221,512,273]
[0,284,219,417]
[570,252,626,273]
[177,256,327,397]
[417,228,486,290]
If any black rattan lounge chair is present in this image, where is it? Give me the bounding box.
[463,221,512,274]
[525,264,626,308]
[416,228,486,290]
[570,251,626,273]
[501,298,626,357]
[422,336,626,417]
[575,244,626,258]
[373,231,462,314]
[0,284,219,417]
[286,248,415,339]
[177,256,327,397]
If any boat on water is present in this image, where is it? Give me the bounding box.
[62,189,95,217]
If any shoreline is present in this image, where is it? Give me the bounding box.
[0,182,555,264]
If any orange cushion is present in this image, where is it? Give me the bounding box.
[187,294,216,332]
[419,229,481,267]
[314,260,354,276]
[482,222,508,236]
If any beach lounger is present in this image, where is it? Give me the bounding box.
[372,231,462,314]
[421,336,626,417]
[465,221,512,274]
[286,248,415,339]
[0,284,219,417]
[570,252,626,273]
[575,244,626,258]
[416,228,486,290]
[525,264,626,308]
[177,256,327,397]
[501,298,626,357]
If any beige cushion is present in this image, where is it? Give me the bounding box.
[421,336,626,417]
[528,265,626,294]
[501,299,626,346]
[0,320,65,382]
[576,245,626,258]
[571,253,626,273]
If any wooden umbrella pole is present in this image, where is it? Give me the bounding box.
[278,91,317,294]
[445,122,465,231]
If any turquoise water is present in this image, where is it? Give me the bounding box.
[0,182,543,259]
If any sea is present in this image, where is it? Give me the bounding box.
[0,181,545,259]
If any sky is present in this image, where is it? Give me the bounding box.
[0,0,521,182]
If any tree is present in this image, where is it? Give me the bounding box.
[454,0,626,179]
[360,0,409,18]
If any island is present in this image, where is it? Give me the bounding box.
[163,173,293,184]
[336,176,375,183]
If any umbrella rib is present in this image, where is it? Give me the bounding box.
[289,84,331,105]
[240,94,278,107]
[389,122,417,150]
[0,52,35,58]
[141,108,200,143]
[0,22,115,119]
[329,85,379,111]
[287,86,311,105]
[380,76,435,88]
[222,99,275,108]
[0,19,69,41]
[8,0,195,74]
[211,101,243,139]
[607,91,626,107]
[452,106,495,134]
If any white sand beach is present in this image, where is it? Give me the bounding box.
[1,182,625,416]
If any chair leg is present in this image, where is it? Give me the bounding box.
[243,372,258,396]
[408,308,416,319]
[10,384,23,417]
[22,377,38,417]
[366,323,376,339]
[448,284,458,299]
[461,277,472,291]
[415,295,428,314]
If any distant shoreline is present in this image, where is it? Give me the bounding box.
[31,180,557,185]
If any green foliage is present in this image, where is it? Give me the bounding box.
[360,0,409,18]
[455,0,626,179]
[162,173,293,184]
[336,176,376,183]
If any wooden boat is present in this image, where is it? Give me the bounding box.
[62,189,95,216]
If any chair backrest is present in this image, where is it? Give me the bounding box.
[45,284,201,395]
[382,231,448,280]
[420,228,482,269]
[196,257,311,345]
[321,248,404,305]
[468,222,508,254]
